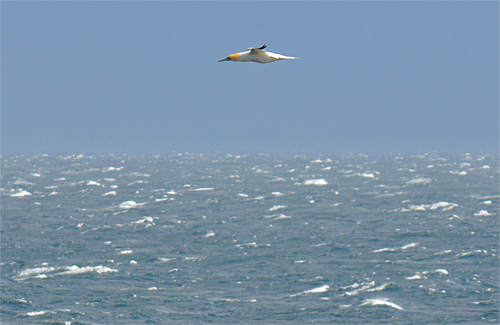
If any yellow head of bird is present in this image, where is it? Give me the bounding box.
[218,52,240,62]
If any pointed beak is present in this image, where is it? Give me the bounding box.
[218,57,230,62]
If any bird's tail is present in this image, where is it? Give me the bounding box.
[277,55,300,60]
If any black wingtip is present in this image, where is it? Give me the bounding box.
[259,44,267,50]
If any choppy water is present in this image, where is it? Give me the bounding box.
[1,152,499,323]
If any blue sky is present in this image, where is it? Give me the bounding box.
[2,1,498,154]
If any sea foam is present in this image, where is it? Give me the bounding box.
[10,190,32,197]
[303,179,328,186]
[361,298,403,310]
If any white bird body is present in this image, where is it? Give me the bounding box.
[218,45,299,64]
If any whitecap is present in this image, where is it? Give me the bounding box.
[401,242,419,250]
[56,265,118,275]
[346,172,376,178]
[456,249,487,258]
[450,171,467,175]
[405,274,423,280]
[237,193,249,198]
[303,284,330,294]
[373,243,418,253]
[16,265,118,280]
[102,166,123,172]
[291,284,330,297]
[367,282,393,292]
[372,247,394,253]
[430,201,458,211]
[128,180,146,186]
[407,178,432,185]
[272,191,284,197]
[269,205,287,212]
[23,310,52,317]
[10,190,32,197]
[268,176,285,182]
[14,179,34,186]
[434,249,453,256]
[193,187,214,191]
[132,217,154,224]
[360,298,403,310]
[103,191,117,196]
[343,281,375,296]
[275,214,291,220]
[401,202,457,212]
[130,172,151,177]
[434,269,449,275]
[235,242,259,248]
[303,179,328,186]
[14,266,59,280]
[204,231,215,238]
[87,181,102,186]
[474,210,493,216]
[118,250,133,255]
[118,200,144,209]
[157,258,175,263]
[400,204,427,212]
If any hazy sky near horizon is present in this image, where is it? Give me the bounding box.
[2,1,498,154]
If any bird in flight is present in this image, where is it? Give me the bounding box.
[218,44,299,64]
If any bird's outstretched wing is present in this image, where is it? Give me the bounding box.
[249,44,267,54]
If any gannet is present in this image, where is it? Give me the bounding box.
[218,44,299,64]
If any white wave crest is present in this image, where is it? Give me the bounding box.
[407,177,432,185]
[361,298,403,310]
[303,179,328,186]
[15,265,118,280]
[118,200,145,209]
[290,284,330,297]
[372,242,418,253]
[342,281,375,296]
[269,205,287,212]
[10,190,32,197]
[474,210,493,216]
[56,265,118,275]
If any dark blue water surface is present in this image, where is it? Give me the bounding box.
[1,153,498,323]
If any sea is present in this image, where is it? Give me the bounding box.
[1,152,498,324]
